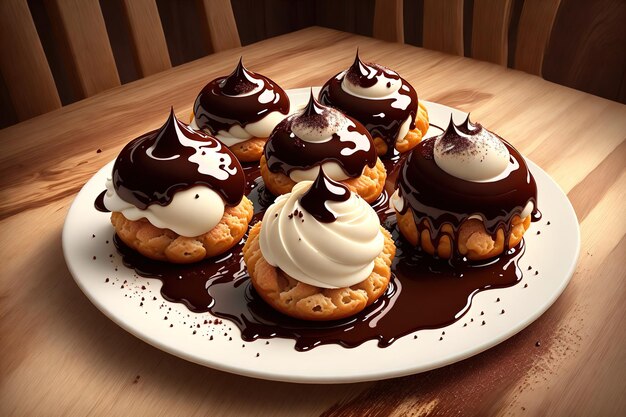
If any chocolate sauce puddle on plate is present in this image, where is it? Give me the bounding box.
[100,157,533,351]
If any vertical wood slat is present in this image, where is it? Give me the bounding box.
[197,0,241,53]
[515,0,562,75]
[373,0,404,43]
[423,0,464,56]
[44,0,120,98]
[121,0,171,77]
[0,0,61,121]
[471,0,513,65]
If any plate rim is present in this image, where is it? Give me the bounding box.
[62,91,581,384]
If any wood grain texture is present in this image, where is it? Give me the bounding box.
[373,0,404,43]
[44,0,121,98]
[1,27,625,417]
[423,0,464,56]
[198,0,242,53]
[121,0,172,77]
[542,0,626,103]
[0,0,61,120]
[514,0,561,75]
[471,0,513,65]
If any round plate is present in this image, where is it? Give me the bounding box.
[62,88,580,383]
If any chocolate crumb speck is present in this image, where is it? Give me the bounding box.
[442,331,445,335]
[141,285,146,290]
[229,337,232,341]
[92,234,95,238]
[439,337,443,341]
[481,320,486,326]
[547,221,551,225]
[256,353,260,357]
[105,278,109,283]
[524,283,528,288]
[140,302,143,307]
[535,341,541,347]
[195,194,199,199]
[528,266,532,270]
[96,149,102,153]
[164,316,168,320]
[496,297,500,302]
[537,231,541,235]
[153,297,157,300]
[169,324,173,328]
[463,323,467,327]
[92,256,96,260]
[210,336,214,341]
[535,271,539,275]
[471,318,474,322]
[501,309,505,314]
[193,330,197,335]
[265,341,269,345]
[414,335,418,339]
[480,311,484,315]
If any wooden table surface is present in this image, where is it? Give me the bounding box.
[1,26,625,417]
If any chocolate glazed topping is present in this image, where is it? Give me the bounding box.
[193,58,290,134]
[299,168,350,223]
[396,117,538,257]
[107,155,532,351]
[319,52,418,157]
[264,92,377,178]
[112,109,245,209]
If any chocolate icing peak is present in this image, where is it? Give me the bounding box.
[345,50,400,89]
[299,168,350,223]
[436,114,491,157]
[112,109,245,210]
[220,57,258,96]
[193,59,290,134]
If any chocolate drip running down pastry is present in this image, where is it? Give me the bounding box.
[393,115,538,259]
[319,50,427,157]
[192,58,290,152]
[112,108,245,210]
[103,108,253,262]
[264,91,378,181]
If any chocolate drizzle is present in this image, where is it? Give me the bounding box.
[98,117,538,351]
[319,52,418,157]
[264,92,377,179]
[299,168,350,223]
[396,120,538,258]
[193,59,290,134]
[112,109,245,209]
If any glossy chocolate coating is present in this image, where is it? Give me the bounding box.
[299,168,350,223]
[264,92,377,178]
[109,158,529,351]
[112,109,245,209]
[396,117,537,254]
[319,52,418,157]
[193,58,290,135]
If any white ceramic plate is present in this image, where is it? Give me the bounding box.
[62,88,580,384]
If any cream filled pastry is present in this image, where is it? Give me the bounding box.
[191,58,290,162]
[319,50,429,157]
[105,108,253,263]
[392,115,537,261]
[243,169,396,320]
[260,92,386,203]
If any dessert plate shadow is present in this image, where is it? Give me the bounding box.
[62,88,580,384]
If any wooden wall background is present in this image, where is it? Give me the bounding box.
[1,0,624,129]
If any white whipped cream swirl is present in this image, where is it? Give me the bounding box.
[258,181,384,289]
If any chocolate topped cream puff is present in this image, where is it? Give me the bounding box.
[105,109,253,263]
[260,92,387,203]
[191,58,290,162]
[392,115,537,261]
[242,169,396,321]
[319,51,429,157]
